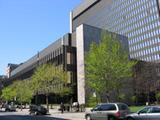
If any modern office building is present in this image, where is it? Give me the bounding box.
[9,34,77,102]
[6,63,19,78]
[71,0,160,62]
[0,75,9,90]
[73,24,128,104]
[8,0,160,104]
[10,34,76,82]
[8,24,127,104]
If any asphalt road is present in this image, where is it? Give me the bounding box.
[0,112,68,120]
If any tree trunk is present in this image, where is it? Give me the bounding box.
[35,92,38,105]
[97,92,102,103]
[46,94,49,113]
[104,92,110,103]
[106,94,110,103]
[21,102,22,111]
[147,91,150,105]
[96,95,98,104]
[70,97,73,112]
[116,89,120,101]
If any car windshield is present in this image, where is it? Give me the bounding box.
[138,107,150,113]
[117,104,128,110]
[93,105,101,110]
[100,104,116,111]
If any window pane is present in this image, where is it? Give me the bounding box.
[118,104,128,110]
[151,107,160,113]
[100,104,116,111]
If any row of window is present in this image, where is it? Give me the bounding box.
[128,23,160,42]
[113,0,156,20]
[110,5,158,37]
[38,47,63,64]
[113,9,159,35]
[114,0,156,13]
[129,37,160,52]
[77,0,160,62]
[131,53,160,61]
[112,0,160,61]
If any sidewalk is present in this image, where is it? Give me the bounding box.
[49,109,85,120]
[17,108,86,120]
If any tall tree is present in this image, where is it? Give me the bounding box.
[13,80,33,110]
[1,80,33,107]
[133,61,158,104]
[31,64,72,112]
[85,33,137,102]
[1,85,16,102]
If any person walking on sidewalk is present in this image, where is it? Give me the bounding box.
[60,102,64,114]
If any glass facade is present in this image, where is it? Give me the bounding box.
[72,0,160,62]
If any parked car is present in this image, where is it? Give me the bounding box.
[29,105,48,115]
[4,104,16,112]
[125,106,160,120]
[85,103,130,120]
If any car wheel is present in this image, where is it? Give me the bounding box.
[86,115,91,120]
[35,111,40,115]
[127,117,135,120]
[108,116,116,120]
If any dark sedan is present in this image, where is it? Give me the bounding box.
[126,106,160,120]
[4,104,16,112]
[29,105,48,115]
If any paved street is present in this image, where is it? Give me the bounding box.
[0,109,85,120]
[0,112,67,120]
[52,112,85,120]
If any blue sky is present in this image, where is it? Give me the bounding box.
[0,0,81,75]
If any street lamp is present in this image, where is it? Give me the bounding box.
[35,51,40,105]
[37,51,40,66]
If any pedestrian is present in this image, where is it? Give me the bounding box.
[60,102,64,114]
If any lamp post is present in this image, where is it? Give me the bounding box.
[35,51,39,105]
[37,51,39,66]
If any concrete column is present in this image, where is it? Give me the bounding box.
[76,25,85,104]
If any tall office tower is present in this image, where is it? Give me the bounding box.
[71,0,160,62]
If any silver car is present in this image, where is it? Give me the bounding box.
[4,104,16,112]
[126,106,160,120]
[85,103,130,120]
